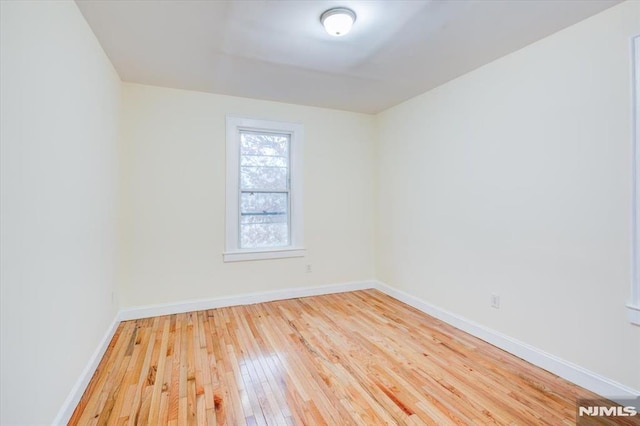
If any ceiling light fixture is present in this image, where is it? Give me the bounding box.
[320,7,356,37]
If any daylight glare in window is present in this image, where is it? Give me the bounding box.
[239,131,290,249]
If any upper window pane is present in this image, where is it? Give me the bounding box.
[240,132,289,191]
[240,166,288,191]
[240,132,289,157]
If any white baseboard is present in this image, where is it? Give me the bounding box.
[118,280,375,321]
[52,315,120,426]
[373,280,640,405]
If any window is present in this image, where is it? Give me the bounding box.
[224,116,304,262]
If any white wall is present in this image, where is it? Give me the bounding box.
[0,1,121,424]
[119,83,376,307]
[376,0,640,391]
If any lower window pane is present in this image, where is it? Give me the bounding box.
[240,222,289,248]
[240,192,287,215]
[240,191,289,248]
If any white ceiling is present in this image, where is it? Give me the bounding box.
[76,0,622,114]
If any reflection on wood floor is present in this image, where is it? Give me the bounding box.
[69,289,616,425]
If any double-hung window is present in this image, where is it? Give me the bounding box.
[224,116,304,262]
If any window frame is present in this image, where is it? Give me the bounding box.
[630,35,640,325]
[224,116,305,262]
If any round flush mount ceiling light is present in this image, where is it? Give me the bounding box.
[320,7,356,37]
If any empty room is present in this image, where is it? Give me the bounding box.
[1,0,640,424]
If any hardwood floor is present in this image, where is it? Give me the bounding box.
[69,289,626,425]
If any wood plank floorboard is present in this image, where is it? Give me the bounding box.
[69,290,634,425]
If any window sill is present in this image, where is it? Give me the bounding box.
[627,304,640,326]
[223,248,306,262]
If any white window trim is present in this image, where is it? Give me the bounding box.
[630,35,640,325]
[224,115,305,262]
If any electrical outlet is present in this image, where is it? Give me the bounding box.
[306,264,312,273]
[491,294,500,309]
